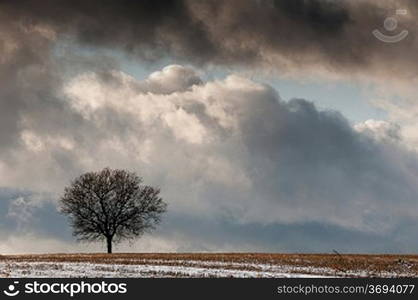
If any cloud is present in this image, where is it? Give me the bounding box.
[7,196,44,230]
[2,207,418,254]
[1,64,418,255]
[355,119,401,142]
[1,0,418,80]
[0,231,182,254]
[146,65,203,94]
[2,1,418,152]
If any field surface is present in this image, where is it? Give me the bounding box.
[1,253,417,278]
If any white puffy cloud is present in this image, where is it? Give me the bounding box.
[145,64,202,94]
[2,64,418,252]
[5,66,418,228]
[354,119,401,142]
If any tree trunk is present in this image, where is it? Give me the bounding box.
[106,236,112,254]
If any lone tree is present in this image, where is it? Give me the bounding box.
[59,168,167,253]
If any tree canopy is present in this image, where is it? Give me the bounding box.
[59,168,167,253]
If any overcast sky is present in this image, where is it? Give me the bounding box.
[1,0,418,254]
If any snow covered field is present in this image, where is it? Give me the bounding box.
[0,260,329,278]
[0,254,417,278]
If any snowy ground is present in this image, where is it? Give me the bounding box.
[1,254,416,278]
[0,260,332,278]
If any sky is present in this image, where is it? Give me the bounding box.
[1,0,418,254]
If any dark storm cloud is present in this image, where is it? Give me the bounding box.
[272,0,350,33]
[0,0,216,62]
[1,0,417,75]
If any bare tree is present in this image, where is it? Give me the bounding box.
[59,168,167,253]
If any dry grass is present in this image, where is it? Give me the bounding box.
[1,253,418,277]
